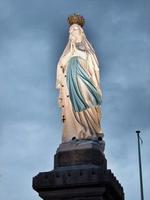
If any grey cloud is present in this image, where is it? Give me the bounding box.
[0,0,150,200]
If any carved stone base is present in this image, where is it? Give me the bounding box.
[32,140,124,200]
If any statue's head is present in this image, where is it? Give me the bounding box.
[69,24,84,43]
[68,14,85,44]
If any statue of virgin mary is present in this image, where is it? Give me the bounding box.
[56,14,103,143]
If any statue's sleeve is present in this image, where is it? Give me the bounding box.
[56,58,64,89]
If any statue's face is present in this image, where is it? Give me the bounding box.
[69,24,83,43]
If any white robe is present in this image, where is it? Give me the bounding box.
[56,47,103,143]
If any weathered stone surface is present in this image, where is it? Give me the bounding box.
[32,140,124,200]
[38,187,105,200]
[56,139,105,153]
[54,140,106,169]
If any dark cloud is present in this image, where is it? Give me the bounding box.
[0,0,149,200]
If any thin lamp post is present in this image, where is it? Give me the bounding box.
[136,130,144,200]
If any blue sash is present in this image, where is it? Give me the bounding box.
[66,56,102,112]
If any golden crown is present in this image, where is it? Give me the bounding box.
[68,13,85,27]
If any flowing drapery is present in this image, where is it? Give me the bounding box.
[56,24,103,142]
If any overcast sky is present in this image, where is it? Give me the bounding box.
[0,0,150,200]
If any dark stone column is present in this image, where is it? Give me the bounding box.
[32,140,124,200]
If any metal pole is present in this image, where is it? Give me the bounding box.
[136,130,144,200]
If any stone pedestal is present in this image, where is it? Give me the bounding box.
[32,139,124,200]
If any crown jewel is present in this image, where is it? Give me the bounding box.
[68,13,85,27]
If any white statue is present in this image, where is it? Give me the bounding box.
[56,14,103,143]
